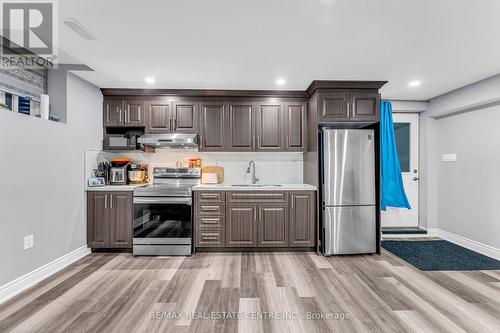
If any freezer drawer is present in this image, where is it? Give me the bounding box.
[322,129,375,206]
[323,206,376,255]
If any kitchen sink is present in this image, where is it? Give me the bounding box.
[230,184,283,187]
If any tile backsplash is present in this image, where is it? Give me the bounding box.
[85,149,304,184]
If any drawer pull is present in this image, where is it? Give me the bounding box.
[201,206,219,211]
[201,218,219,224]
[201,194,219,199]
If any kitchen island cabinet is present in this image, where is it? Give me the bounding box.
[194,189,316,249]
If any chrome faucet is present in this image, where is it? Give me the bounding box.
[246,160,259,184]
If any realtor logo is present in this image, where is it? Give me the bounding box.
[1,1,54,55]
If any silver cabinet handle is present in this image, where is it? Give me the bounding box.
[259,207,262,222]
[169,118,172,131]
[119,109,122,123]
[199,135,203,150]
[291,195,294,209]
[252,136,255,149]
[174,118,177,130]
[110,195,113,209]
[257,136,260,148]
[105,194,108,209]
[286,135,289,149]
[253,207,256,221]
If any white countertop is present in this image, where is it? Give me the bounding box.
[193,183,317,191]
[85,184,148,191]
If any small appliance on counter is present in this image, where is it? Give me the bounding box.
[109,158,132,185]
[128,164,149,184]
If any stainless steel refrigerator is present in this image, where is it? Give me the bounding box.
[321,129,376,255]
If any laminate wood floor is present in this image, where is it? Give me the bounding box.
[1,250,500,333]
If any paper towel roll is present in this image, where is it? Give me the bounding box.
[40,94,49,120]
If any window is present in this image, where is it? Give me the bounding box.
[394,122,410,172]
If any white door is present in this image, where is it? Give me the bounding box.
[381,113,419,228]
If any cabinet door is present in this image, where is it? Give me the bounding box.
[228,102,255,151]
[103,99,123,127]
[318,92,350,122]
[199,102,228,151]
[255,102,285,151]
[350,92,379,122]
[225,204,257,247]
[172,101,198,132]
[289,192,315,247]
[257,205,288,247]
[87,192,110,248]
[109,192,133,248]
[123,100,145,126]
[285,102,307,152]
[146,99,171,133]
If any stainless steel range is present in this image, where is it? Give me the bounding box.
[133,167,201,256]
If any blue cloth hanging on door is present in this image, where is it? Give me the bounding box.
[381,100,411,210]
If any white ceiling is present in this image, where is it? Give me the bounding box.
[56,0,500,100]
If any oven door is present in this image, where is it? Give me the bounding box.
[133,196,192,245]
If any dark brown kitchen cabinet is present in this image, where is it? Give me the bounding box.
[87,192,109,248]
[104,99,145,127]
[146,99,171,133]
[87,191,133,249]
[285,102,307,152]
[289,191,315,247]
[225,204,258,247]
[350,92,379,121]
[146,99,198,133]
[109,192,133,248]
[318,92,350,122]
[255,102,285,151]
[257,205,288,247]
[123,100,145,126]
[199,101,228,151]
[103,99,124,127]
[228,102,255,151]
[318,92,379,122]
[172,101,198,132]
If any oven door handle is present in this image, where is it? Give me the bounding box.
[133,197,192,205]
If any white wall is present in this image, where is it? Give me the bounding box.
[424,74,500,251]
[86,150,304,184]
[0,73,102,286]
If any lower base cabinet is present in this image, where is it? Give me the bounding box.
[87,191,133,249]
[195,190,315,248]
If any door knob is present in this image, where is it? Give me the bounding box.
[413,177,420,181]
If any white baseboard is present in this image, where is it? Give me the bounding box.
[0,246,91,305]
[427,228,500,261]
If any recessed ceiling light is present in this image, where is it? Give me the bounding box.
[408,80,421,88]
[275,78,286,86]
[145,77,156,84]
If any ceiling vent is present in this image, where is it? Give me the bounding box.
[63,18,97,40]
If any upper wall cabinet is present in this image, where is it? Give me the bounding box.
[255,102,285,151]
[284,102,307,152]
[199,101,228,151]
[146,99,198,134]
[104,99,145,127]
[228,101,255,151]
[172,101,198,132]
[318,91,379,122]
[146,99,170,133]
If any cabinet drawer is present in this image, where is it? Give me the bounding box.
[196,216,224,228]
[196,228,225,247]
[197,191,225,203]
[197,203,225,216]
[226,191,288,203]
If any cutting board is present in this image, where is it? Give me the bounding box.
[201,166,224,183]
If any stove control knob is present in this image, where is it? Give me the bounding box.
[188,169,193,173]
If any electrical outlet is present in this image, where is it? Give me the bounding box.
[24,234,34,249]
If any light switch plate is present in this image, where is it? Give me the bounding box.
[442,153,457,162]
[24,234,34,249]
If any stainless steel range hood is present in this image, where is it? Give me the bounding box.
[137,133,198,149]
